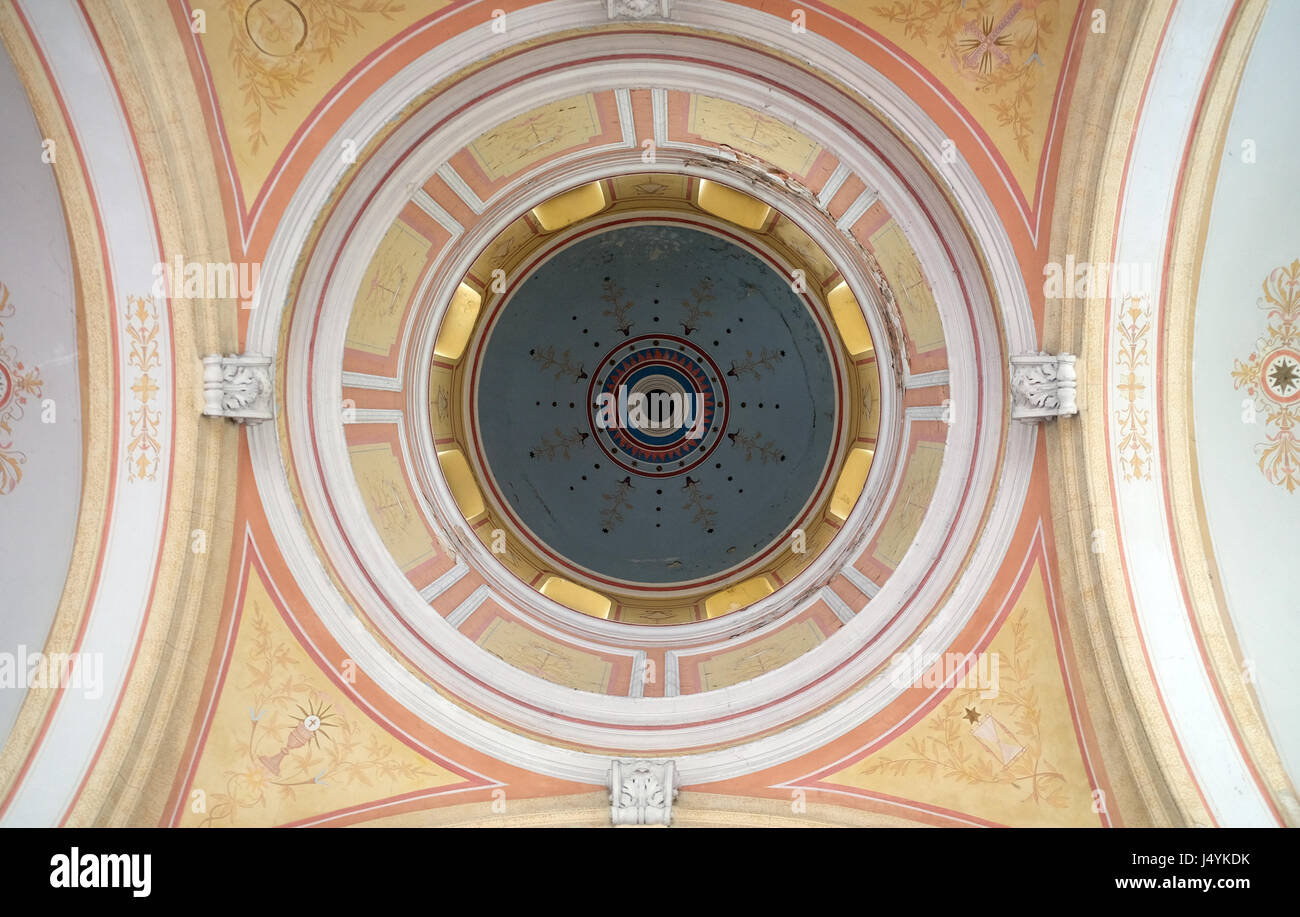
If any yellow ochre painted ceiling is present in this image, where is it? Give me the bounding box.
[197,0,1080,211]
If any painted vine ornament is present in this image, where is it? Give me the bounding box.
[227,0,408,155]
[1232,259,1300,492]
[0,282,45,495]
[1114,295,1152,482]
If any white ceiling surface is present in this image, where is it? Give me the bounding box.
[1193,0,1300,789]
[0,40,82,748]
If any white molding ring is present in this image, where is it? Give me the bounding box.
[304,59,988,723]
[406,153,898,646]
[247,0,1036,784]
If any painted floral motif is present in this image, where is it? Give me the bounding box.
[726,346,785,381]
[680,475,717,531]
[858,610,1070,809]
[0,283,44,495]
[529,426,589,461]
[727,428,785,464]
[1232,259,1300,492]
[600,475,635,532]
[530,344,587,383]
[601,278,636,337]
[678,277,714,336]
[125,295,163,482]
[871,0,1060,159]
[226,0,406,155]
[1114,294,1152,482]
[199,601,442,827]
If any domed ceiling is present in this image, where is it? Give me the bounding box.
[0,0,1295,832]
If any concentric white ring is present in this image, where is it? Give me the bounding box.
[246,0,1036,784]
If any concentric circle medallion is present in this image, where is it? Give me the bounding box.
[588,334,728,477]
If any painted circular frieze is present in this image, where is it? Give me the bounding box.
[473,223,839,586]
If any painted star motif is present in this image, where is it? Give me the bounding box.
[963,706,981,724]
[1268,357,1298,395]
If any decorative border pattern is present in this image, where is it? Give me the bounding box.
[125,293,162,482]
[1114,294,1152,482]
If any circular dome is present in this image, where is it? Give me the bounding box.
[472,222,839,589]
[248,15,1030,783]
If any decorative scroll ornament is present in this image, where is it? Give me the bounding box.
[610,759,677,826]
[606,0,671,20]
[1232,259,1300,492]
[1010,352,1078,422]
[202,354,273,424]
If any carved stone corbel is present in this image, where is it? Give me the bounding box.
[610,759,677,826]
[607,0,671,20]
[202,353,274,424]
[1010,352,1078,422]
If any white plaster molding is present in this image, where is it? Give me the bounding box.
[816,163,851,209]
[903,369,950,389]
[341,371,403,392]
[446,584,492,628]
[610,759,677,825]
[629,652,648,699]
[343,408,403,425]
[614,87,636,144]
[821,588,858,624]
[835,187,880,230]
[1010,353,1077,422]
[420,561,469,602]
[202,354,273,424]
[607,0,672,21]
[411,188,463,235]
[436,163,485,214]
[839,565,880,600]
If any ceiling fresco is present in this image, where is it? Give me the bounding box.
[474,223,839,586]
[0,0,1294,838]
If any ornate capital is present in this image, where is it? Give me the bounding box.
[202,353,274,424]
[606,0,671,20]
[1010,353,1078,422]
[610,759,677,826]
